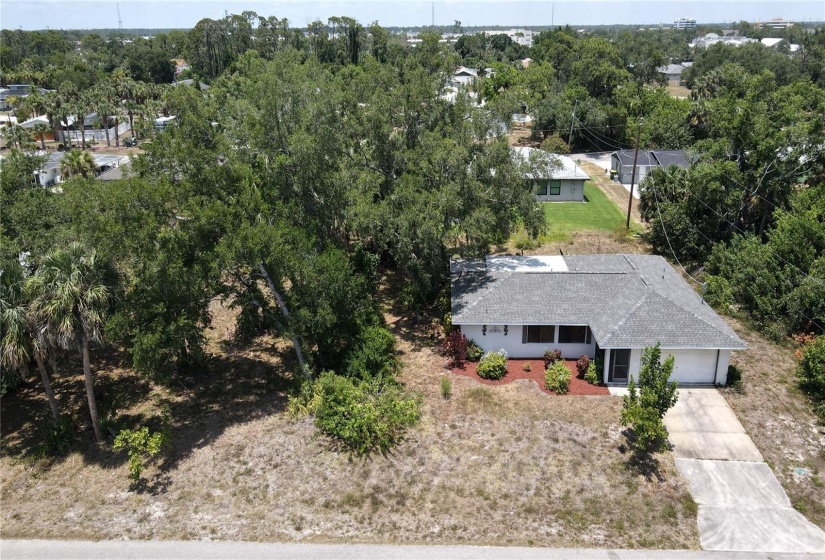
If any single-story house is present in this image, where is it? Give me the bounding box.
[59,113,131,144]
[611,150,692,185]
[448,66,478,88]
[172,79,211,90]
[658,63,688,85]
[37,152,128,187]
[513,147,590,202]
[0,84,53,110]
[451,254,746,385]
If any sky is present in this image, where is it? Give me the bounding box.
[1,0,823,30]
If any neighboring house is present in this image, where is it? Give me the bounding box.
[448,66,478,88]
[59,113,131,144]
[19,115,55,140]
[37,152,127,187]
[611,150,692,185]
[0,84,53,110]
[513,147,589,202]
[154,116,177,131]
[658,63,686,84]
[451,254,746,385]
[172,79,211,90]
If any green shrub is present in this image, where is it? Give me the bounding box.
[798,336,825,417]
[287,378,323,419]
[315,372,421,455]
[345,326,400,379]
[703,275,734,310]
[477,350,508,380]
[540,134,571,154]
[522,362,532,372]
[726,364,744,393]
[466,340,483,362]
[544,361,571,394]
[442,313,453,336]
[0,368,23,397]
[440,376,452,399]
[584,362,600,385]
[42,415,74,456]
[113,425,170,483]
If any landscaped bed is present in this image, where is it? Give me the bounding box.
[450,359,609,396]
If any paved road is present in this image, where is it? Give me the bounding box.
[3,540,824,560]
[664,389,825,553]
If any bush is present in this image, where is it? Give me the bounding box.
[315,372,421,455]
[442,330,469,365]
[703,275,734,310]
[287,379,323,419]
[440,376,452,399]
[113,425,170,483]
[41,415,74,456]
[584,362,600,385]
[0,368,23,397]
[545,361,571,394]
[544,349,562,368]
[442,313,453,336]
[513,227,539,255]
[576,355,590,378]
[726,364,743,393]
[798,335,825,417]
[540,133,570,154]
[477,350,508,380]
[522,362,532,372]
[466,340,483,362]
[344,326,400,379]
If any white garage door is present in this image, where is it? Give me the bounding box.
[664,349,718,384]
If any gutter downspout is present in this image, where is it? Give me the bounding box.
[713,349,720,386]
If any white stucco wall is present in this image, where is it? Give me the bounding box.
[534,179,585,202]
[459,324,596,359]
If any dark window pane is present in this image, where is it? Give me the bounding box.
[550,180,561,195]
[540,325,555,343]
[527,325,541,343]
[559,325,587,344]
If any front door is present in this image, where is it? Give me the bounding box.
[609,349,631,382]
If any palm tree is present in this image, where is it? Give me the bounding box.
[1,262,61,422]
[3,124,33,150]
[60,149,96,180]
[28,244,116,443]
[90,82,118,148]
[32,122,51,150]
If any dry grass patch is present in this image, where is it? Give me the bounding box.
[721,318,825,528]
[1,294,699,548]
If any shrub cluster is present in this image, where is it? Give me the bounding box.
[576,354,590,378]
[315,372,422,455]
[545,361,571,394]
[466,340,483,362]
[113,424,170,483]
[442,330,469,365]
[345,326,400,379]
[544,349,562,368]
[477,350,508,380]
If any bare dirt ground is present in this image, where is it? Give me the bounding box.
[665,84,691,99]
[0,290,700,548]
[720,318,825,529]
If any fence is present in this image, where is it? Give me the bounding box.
[60,121,131,144]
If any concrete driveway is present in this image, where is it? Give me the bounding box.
[664,389,825,553]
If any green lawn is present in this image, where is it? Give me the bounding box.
[541,182,635,241]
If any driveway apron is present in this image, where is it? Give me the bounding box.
[664,389,825,553]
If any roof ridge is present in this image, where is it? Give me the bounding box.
[598,286,650,347]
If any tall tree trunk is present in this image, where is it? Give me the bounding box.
[114,117,120,148]
[39,134,46,150]
[128,110,135,140]
[258,263,309,379]
[104,114,111,147]
[35,354,60,422]
[81,340,103,443]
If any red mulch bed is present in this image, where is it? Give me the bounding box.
[450,359,610,396]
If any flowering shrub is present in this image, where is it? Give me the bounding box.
[478,350,508,380]
[545,361,571,394]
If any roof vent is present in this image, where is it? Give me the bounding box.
[640,276,650,285]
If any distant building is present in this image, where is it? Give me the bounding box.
[690,33,757,49]
[480,28,534,48]
[758,18,794,30]
[0,84,53,111]
[673,18,697,30]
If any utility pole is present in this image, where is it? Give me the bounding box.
[626,117,643,230]
[432,2,435,27]
[568,99,578,147]
[117,3,122,29]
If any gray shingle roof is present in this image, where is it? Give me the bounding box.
[451,255,746,350]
